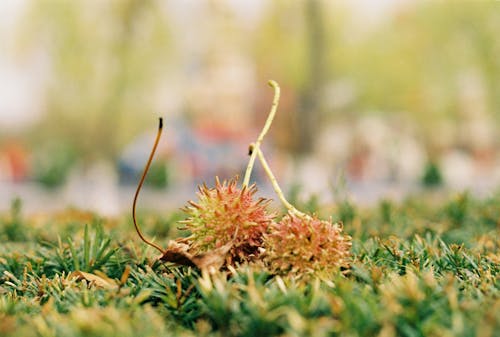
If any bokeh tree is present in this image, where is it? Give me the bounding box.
[254,1,499,157]
[253,1,347,155]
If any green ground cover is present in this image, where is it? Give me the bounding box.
[0,192,499,337]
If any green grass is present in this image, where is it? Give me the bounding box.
[0,193,499,337]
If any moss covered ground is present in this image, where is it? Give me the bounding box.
[0,192,499,337]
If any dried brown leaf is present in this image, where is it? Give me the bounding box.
[160,240,233,270]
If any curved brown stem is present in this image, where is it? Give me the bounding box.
[132,117,165,254]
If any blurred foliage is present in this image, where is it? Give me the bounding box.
[421,161,443,188]
[144,161,169,189]
[19,0,171,162]
[255,1,500,152]
[335,2,500,146]
[32,141,77,188]
[0,199,27,242]
[6,0,500,166]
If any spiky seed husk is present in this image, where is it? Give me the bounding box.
[263,212,352,279]
[181,177,275,265]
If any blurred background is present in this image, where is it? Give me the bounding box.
[1,0,499,216]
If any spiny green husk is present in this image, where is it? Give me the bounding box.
[263,212,352,279]
[176,177,353,277]
[180,177,275,264]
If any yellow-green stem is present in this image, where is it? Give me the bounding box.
[255,147,308,218]
[242,80,280,187]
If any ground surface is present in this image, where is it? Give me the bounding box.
[0,191,499,337]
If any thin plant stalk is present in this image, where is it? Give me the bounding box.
[255,146,308,219]
[242,80,280,188]
[132,117,165,254]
